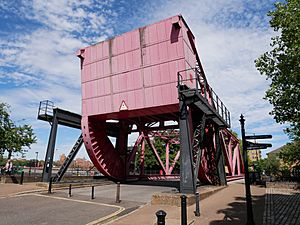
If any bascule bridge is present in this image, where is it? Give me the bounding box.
[40,15,243,194]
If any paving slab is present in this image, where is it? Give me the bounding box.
[0,183,44,197]
[263,188,300,225]
[108,180,266,225]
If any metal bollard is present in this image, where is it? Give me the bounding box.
[68,184,72,197]
[116,182,121,203]
[48,177,53,194]
[19,171,24,185]
[194,192,200,217]
[156,210,167,225]
[181,195,187,225]
[91,185,95,199]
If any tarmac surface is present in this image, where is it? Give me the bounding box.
[0,179,299,225]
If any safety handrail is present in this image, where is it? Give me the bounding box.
[177,67,231,126]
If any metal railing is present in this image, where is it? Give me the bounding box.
[177,67,231,126]
[38,100,54,118]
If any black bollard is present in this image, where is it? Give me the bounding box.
[48,177,53,194]
[181,195,187,225]
[194,192,200,217]
[68,184,72,197]
[116,182,121,203]
[19,171,24,185]
[91,185,95,199]
[156,210,167,225]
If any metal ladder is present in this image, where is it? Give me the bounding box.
[53,134,84,182]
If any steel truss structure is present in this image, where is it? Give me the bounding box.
[39,16,244,194]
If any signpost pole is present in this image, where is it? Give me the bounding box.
[240,114,255,225]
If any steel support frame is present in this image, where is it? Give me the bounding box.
[179,98,196,194]
[42,112,58,182]
[41,106,83,182]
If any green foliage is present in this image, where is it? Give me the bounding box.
[0,102,37,159]
[255,0,300,139]
[257,155,281,176]
[143,136,180,171]
[278,140,300,171]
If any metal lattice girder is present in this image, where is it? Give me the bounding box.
[192,114,206,187]
[220,129,244,176]
[53,134,83,182]
[215,127,227,185]
[126,128,181,177]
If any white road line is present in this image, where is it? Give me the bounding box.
[28,193,125,225]
[30,193,124,210]
[1,193,126,225]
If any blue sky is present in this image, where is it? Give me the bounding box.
[0,0,289,160]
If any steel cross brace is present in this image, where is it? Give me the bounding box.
[193,114,206,187]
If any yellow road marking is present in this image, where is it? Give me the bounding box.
[85,207,124,225]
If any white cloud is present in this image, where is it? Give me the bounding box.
[0,0,289,160]
[142,0,288,153]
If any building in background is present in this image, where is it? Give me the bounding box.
[248,149,262,162]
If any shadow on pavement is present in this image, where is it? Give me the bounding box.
[209,193,265,225]
[125,180,180,189]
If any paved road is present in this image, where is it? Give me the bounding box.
[2,180,300,225]
[0,183,174,225]
[0,194,120,225]
[57,184,174,203]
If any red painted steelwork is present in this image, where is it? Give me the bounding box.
[78,15,197,180]
[78,15,195,120]
[78,15,242,183]
[220,129,244,176]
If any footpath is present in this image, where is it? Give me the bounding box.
[0,183,43,197]
[108,180,266,225]
[108,181,300,225]
[0,180,299,225]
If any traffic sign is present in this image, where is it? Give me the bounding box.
[245,135,272,140]
[246,141,272,150]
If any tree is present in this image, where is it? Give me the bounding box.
[278,140,300,174]
[255,0,300,139]
[257,154,281,177]
[0,102,37,159]
[140,133,180,172]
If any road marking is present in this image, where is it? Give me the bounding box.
[85,207,124,225]
[0,192,126,225]
[0,189,44,198]
[30,193,124,209]
[2,192,131,224]
[25,193,125,225]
